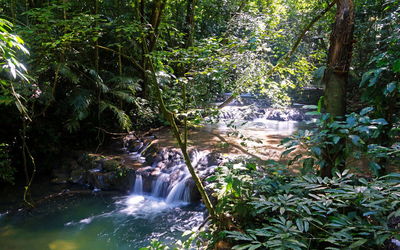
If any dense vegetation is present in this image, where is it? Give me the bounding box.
[0,0,399,249]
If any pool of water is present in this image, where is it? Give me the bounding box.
[0,194,204,249]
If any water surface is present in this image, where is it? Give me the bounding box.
[0,194,203,249]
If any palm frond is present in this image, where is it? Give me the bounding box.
[99,101,132,131]
[86,68,109,93]
[108,76,142,91]
[65,118,80,133]
[109,90,135,103]
[68,88,92,113]
[59,63,80,84]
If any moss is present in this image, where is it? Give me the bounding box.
[103,159,122,172]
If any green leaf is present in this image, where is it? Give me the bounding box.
[302,158,315,175]
[304,221,309,232]
[317,96,324,112]
[206,176,217,182]
[245,163,257,171]
[393,59,400,73]
[302,105,318,110]
[346,116,358,127]
[384,82,397,95]
[380,173,400,179]
[306,111,321,116]
[371,118,388,125]
[296,219,304,232]
[360,107,373,116]
[248,244,262,250]
[311,147,322,156]
[369,162,381,176]
[349,239,367,249]
[349,135,364,146]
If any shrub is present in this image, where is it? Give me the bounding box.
[212,164,400,249]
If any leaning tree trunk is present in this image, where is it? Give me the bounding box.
[321,0,355,177]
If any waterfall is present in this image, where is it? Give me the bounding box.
[166,177,191,203]
[133,174,143,194]
[152,173,170,198]
[128,149,210,204]
[131,173,191,203]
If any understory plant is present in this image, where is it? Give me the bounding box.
[210,161,400,249]
[282,105,399,177]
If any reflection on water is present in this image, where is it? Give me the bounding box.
[205,118,303,136]
[0,194,203,250]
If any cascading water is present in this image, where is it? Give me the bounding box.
[151,173,170,198]
[166,176,191,203]
[128,150,210,204]
[131,172,192,203]
[133,174,143,194]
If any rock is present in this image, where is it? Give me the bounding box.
[70,168,86,184]
[51,167,70,184]
[102,159,122,172]
[156,162,167,170]
[136,166,153,177]
[87,169,135,192]
[69,160,80,170]
[187,179,201,202]
[207,152,223,167]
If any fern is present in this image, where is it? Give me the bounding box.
[58,63,80,84]
[65,118,81,133]
[99,101,132,130]
[67,88,92,113]
[109,90,135,103]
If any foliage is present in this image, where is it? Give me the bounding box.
[282,104,398,177]
[0,143,15,183]
[210,162,400,249]
[0,18,31,183]
[139,228,211,249]
[0,0,340,179]
[20,5,140,132]
[351,0,400,175]
[0,18,30,115]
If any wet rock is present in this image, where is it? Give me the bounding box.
[132,142,143,152]
[87,168,135,192]
[70,168,86,184]
[156,162,167,170]
[136,166,153,176]
[207,152,223,167]
[187,179,201,202]
[51,168,70,184]
[102,159,122,172]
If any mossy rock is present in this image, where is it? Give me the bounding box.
[77,153,106,170]
[102,159,122,172]
[70,168,86,184]
[88,169,135,192]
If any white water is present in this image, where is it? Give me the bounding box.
[166,177,191,203]
[118,195,172,217]
[130,150,209,204]
[152,173,170,198]
[133,175,143,194]
[132,173,192,204]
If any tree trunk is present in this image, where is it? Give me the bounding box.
[321,0,355,177]
[148,0,166,52]
[324,0,354,117]
[139,0,166,98]
[184,0,197,48]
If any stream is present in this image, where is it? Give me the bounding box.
[0,104,309,249]
[0,193,203,249]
